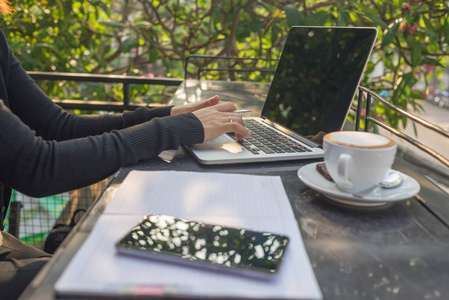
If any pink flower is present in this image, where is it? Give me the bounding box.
[403,3,410,11]
[360,108,366,116]
[148,73,155,78]
[399,21,407,32]
[408,23,418,35]
[423,64,434,75]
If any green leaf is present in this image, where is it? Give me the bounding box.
[411,44,421,66]
[419,57,444,67]
[422,15,433,31]
[99,21,126,29]
[134,21,152,29]
[303,11,329,26]
[285,5,303,26]
[409,90,424,100]
[250,19,263,32]
[34,42,56,51]
[401,116,407,129]
[236,19,263,41]
[364,14,389,30]
[413,122,418,137]
[148,48,159,64]
[444,20,449,43]
[120,37,138,53]
[381,29,394,48]
[392,72,414,106]
[212,5,222,25]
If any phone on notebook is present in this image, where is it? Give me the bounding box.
[116,214,290,277]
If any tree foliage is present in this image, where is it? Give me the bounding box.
[1,0,448,129]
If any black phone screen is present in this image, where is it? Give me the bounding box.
[116,214,289,275]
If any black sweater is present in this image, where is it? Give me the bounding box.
[0,30,204,230]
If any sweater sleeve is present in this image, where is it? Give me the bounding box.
[0,100,204,198]
[0,30,174,141]
[0,29,205,198]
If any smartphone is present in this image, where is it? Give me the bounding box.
[116,214,289,277]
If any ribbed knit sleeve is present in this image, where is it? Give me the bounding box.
[0,100,204,198]
[122,112,204,161]
[122,106,173,127]
[0,29,205,198]
[0,29,175,141]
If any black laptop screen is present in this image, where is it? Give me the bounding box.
[261,26,377,138]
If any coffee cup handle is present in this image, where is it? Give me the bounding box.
[337,153,353,190]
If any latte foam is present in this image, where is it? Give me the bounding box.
[325,131,395,149]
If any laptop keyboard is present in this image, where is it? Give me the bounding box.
[239,119,312,155]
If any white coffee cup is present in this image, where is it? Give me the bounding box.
[323,131,397,194]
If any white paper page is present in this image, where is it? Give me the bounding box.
[55,214,322,299]
[56,171,322,299]
[104,171,295,222]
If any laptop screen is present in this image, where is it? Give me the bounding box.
[261,26,378,138]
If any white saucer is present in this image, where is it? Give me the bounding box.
[297,162,421,207]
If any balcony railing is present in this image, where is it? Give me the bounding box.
[28,71,183,112]
[355,86,449,169]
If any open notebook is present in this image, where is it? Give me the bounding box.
[55,171,322,299]
[185,26,378,164]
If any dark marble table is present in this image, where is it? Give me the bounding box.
[20,80,449,300]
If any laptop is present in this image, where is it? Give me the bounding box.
[185,26,378,165]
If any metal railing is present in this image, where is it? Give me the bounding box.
[355,86,449,169]
[28,71,183,112]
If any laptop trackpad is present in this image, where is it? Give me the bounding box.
[193,135,243,154]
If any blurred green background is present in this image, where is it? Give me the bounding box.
[0,0,448,128]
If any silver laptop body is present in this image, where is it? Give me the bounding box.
[186,26,378,165]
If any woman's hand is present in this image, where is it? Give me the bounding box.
[170,95,220,116]
[192,100,251,142]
